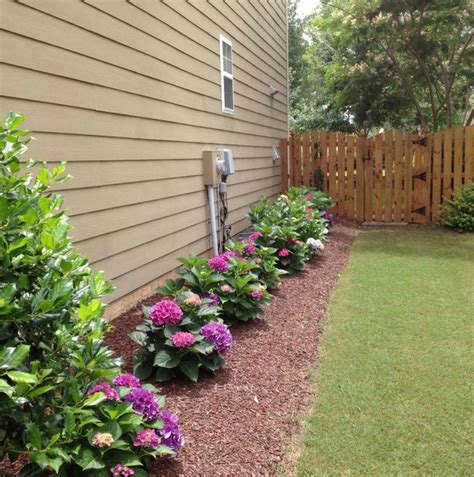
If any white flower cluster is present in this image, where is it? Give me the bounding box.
[307,237,325,251]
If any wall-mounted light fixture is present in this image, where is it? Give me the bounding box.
[269,85,278,97]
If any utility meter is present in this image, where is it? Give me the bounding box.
[217,149,235,176]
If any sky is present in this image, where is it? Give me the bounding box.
[296,0,321,18]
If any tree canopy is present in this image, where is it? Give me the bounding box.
[289,0,473,133]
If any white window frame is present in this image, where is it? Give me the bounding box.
[219,35,235,114]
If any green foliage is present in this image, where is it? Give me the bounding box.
[0,113,179,474]
[291,1,473,132]
[131,290,227,382]
[224,240,286,290]
[440,184,474,232]
[247,188,330,274]
[175,255,271,323]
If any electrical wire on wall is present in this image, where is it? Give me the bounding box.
[218,175,230,252]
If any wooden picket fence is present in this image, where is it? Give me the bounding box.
[280,126,474,224]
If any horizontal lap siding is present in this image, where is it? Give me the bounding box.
[0,0,288,305]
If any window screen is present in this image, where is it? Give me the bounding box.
[220,35,234,113]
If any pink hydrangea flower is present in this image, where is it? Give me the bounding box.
[254,257,263,264]
[149,300,183,326]
[112,373,141,389]
[183,293,202,307]
[133,428,160,449]
[243,244,256,255]
[92,432,114,448]
[171,331,195,348]
[209,255,229,272]
[88,381,119,401]
[306,193,315,200]
[220,284,233,293]
[111,464,135,477]
[246,231,263,242]
[251,290,264,300]
[278,249,290,257]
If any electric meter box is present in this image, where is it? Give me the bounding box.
[202,149,219,185]
[217,149,235,176]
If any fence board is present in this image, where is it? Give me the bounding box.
[346,135,355,219]
[364,138,373,222]
[394,130,403,222]
[320,131,328,192]
[374,134,383,221]
[280,137,288,193]
[404,132,412,223]
[294,133,302,186]
[337,132,346,217]
[432,132,442,221]
[454,127,463,191]
[328,132,337,213]
[356,134,365,221]
[465,126,473,185]
[384,130,393,222]
[424,134,432,223]
[443,128,453,202]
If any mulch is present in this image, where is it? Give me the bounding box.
[105,221,358,476]
[0,221,357,476]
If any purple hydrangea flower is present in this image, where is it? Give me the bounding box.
[222,250,241,259]
[278,248,290,257]
[112,373,141,389]
[322,211,334,226]
[133,428,160,449]
[149,299,183,326]
[200,321,233,354]
[124,388,159,422]
[88,381,120,401]
[208,255,229,272]
[159,410,184,452]
[110,464,135,477]
[243,244,257,255]
[171,331,196,348]
[251,290,264,300]
[203,292,221,306]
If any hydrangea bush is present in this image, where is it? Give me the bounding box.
[131,290,232,382]
[247,187,331,273]
[175,254,272,323]
[223,237,286,290]
[0,113,182,474]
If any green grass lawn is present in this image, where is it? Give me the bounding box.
[297,226,473,476]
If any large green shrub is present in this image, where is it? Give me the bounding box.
[440,184,474,232]
[0,113,182,474]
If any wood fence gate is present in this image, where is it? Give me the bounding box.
[280,126,473,224]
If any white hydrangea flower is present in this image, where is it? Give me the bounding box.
[306,238,325,251]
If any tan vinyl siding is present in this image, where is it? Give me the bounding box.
[0,0,288,307]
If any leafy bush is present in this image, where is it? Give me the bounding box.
[0,113,182,474]
[131,290,232,382]
[247,188,329,273]
[287,186,333,212]
[440,184,474,232]
[224,237,286,289]
[158,254,271,324]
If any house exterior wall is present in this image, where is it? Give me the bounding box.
[0,0,288,311]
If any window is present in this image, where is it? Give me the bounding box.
[220,35,234,113]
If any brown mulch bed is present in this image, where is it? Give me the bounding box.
[0,221,357,476]
[104,221,358,476]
